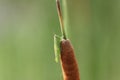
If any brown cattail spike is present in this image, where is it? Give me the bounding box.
[60,39,80,80]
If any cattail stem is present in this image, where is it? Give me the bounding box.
[56,0,67,39]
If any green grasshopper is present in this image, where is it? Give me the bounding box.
[54,35,62,62]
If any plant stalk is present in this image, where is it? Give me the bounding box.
[56,0,67,39]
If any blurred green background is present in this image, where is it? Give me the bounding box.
[0,0,120,80]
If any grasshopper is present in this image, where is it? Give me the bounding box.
[54,35,62,62]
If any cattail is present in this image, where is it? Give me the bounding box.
[54,0,80,80]
[60,39,80,80]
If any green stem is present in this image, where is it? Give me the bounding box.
[62,0,69,38]
[56,0,67,39]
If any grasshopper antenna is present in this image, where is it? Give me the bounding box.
[56,0,67,39]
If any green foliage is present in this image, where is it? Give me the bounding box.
[0,0,120,80]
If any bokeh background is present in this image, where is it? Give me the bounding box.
[0,0,120,80]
